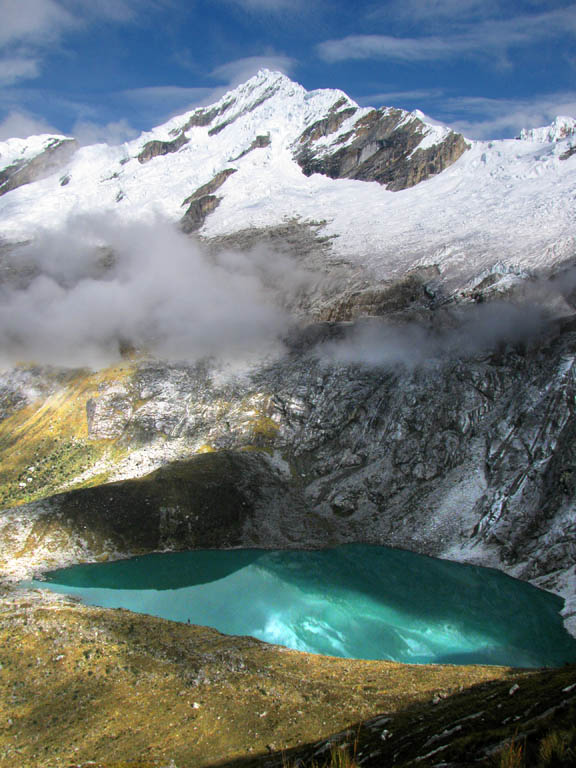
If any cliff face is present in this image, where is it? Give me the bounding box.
[295,107,469,190]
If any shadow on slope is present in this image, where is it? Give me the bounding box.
[214,664,576,768]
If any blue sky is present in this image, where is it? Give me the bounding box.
[1,0,575,143]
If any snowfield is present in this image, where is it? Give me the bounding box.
[0,70,575,290]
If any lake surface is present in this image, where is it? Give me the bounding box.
[28,544,576,667]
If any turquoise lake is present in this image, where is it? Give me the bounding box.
[28,544,576,668]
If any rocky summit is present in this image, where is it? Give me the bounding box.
[0,70,575,767]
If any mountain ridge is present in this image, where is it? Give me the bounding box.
[0,70,574,303]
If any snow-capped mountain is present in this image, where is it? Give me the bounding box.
[518,115,576,143]
[1,69,574,295]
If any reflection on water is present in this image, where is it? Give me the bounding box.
[26,544,576,667]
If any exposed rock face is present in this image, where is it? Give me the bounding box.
[234,133,271,160]
[137,132,189,164]
[297,107,357,144]
[86,386,134,439]
[180,194,222,233]
[203,218,358,317]
[0,451,312,582]
[295,108,469,191]
[204,218,334,264]
[0,452,304,578]
[171,105,223,134]
[0,138,77,197]
[315,267,441,321]
[180,169,238,233]
[182,168,237,206]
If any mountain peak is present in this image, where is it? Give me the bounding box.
[518,115,576,143]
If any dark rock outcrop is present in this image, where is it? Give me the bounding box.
[1,451,306,563]
[171,106,223,135]
[137,132,189,164]
[316,267,441,321]
[180,195,222,233]
[298,107,357,145]
[182,168,237,207]
[0,138,77,197]
[234,134,271,160]
[294,108,469,191]
[180,168,238,232]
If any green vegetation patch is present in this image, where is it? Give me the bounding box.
[0,364,134,507]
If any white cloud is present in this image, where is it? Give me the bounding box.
[441,93,576,139]
[63,0,141,22]
[72,118,139,145]
[357,88,446,107]
[0,215,291,367]
[318,35,457,63]
[0,0,77,47]
[123,85,210,102]
[383,0,499,22]
[318,6,576,64]
[121,85,212,112]
[0,109,61,140]
[0,56,41,86]
[227,0,301,9]
[211,55,297,86]
[117,85,218,127]
[61,0,171,23]
[0,0,170,87]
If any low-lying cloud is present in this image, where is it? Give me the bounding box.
[318,302,550,369]
[1,214,571,373]
[0,216,296,368]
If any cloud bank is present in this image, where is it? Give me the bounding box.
[317,5,576,66]
[317,303,550,370]
[0,110,60,141]
[0,216,293,368]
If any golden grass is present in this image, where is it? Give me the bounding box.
[0,589,511,768]
[0,363,134,507]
